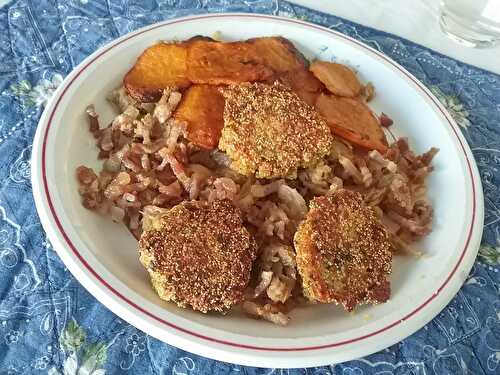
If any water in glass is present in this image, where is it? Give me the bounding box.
[440,0,500,47]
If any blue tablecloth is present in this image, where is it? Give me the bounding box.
[0,0,499,374]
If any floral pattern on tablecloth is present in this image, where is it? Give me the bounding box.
[0,0,499,374]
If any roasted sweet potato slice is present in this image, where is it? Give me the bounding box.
[124,42,192,103]
[310,61,362,98]
[279,69,324,106]
[247,37,321,105]
[174,85,225,149]
[315,94,387,152]
[247,36,308,73]
[186,40,274,85]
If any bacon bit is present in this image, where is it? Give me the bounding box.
[165,154,191,191]
[86,105,100,136]
[387,210,431,237]
[379,112,394,127]
[327,177,344,195]
[156,148,170,172]
[242,301,290,326]
[267,275,295,303]
[250,180,285,198]
[158,180,183,197]
[125,181,150,193]
[338,155,364,184]
[122,153,142,172]
[368,150,398,173]
[76,166,97,185]
[354,155,373,187]
[175,142,189,165]
[100,128,114,151]
[82,197,98,209]
[98,150,110,160]
[141,154,151,171]
[420,147,439,166]
[254,271,274,297]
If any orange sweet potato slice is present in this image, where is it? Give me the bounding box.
[174,85,225,149]
[186,40,274,85]
[279,69,324,106]
[124,42,191,102]
[247,36,308,73]
[310,61,362,98]
[248,37,322,105]
[315,94,387,152]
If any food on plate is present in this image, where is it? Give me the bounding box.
[174,84,225,149]
[139,200,257,312]
[247,36,308,73]
[248,36,324,106]
[315,93,388,153]
[278,69,324,106]
[77,35,439,325]
[294,190,391,311]
[219,82,333,179]
[124,42,191,102]
[310,60,362,98]
[187,39,274,84]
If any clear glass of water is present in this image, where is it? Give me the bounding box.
[439,0,500,48]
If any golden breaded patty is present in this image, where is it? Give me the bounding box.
[139,200,257,313]
[218,82,333,179]
[294,190,392,311]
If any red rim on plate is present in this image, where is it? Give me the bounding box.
[40,14,476,352]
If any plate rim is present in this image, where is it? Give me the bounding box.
[31,13,484,367]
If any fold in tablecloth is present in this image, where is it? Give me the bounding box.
[0,1,498,374]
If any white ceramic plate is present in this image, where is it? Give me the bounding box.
[31,14,484,368]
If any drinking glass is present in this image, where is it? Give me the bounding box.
[439,0,500,48]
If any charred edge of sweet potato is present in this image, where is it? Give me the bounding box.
[185,35,216,43]
[124,83,163,103]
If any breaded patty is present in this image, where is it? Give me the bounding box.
[139,200,257,313]
[218,82,333,179]
[294,190,392,311]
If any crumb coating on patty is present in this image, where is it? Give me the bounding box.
[139,199,257,313]
[294,190,392,311]
[219,82,333,179]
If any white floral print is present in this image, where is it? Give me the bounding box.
[48,319,107,375]
[9,73,63,109]
[479,243,500,265]
[430,86,471,129]
[28,74,64,107]
[124,333,146,357]
[4,330,21,345]
[33,356,50,370]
